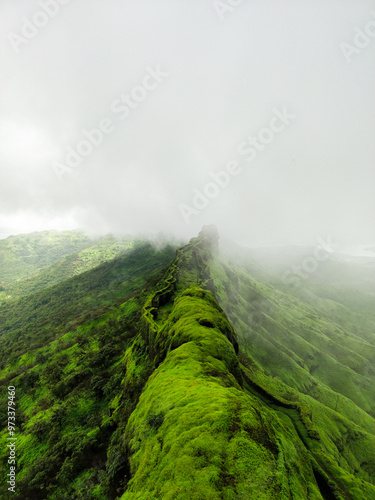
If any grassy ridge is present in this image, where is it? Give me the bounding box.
[122,288,322,499]
[119,228,332,498]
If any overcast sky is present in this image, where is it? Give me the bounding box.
[0,0,374,246]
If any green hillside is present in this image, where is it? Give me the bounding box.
[0,232,141,301]
[0,227,374,499]
[0,230,94,287]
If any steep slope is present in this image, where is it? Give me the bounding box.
[122,267,327,499]
[0,242,177,499]
[122,287,322,499]
[0,243,176,364]
[207,236,375,499]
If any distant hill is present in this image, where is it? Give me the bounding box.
[0,230,95,286]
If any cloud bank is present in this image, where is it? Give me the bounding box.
[1,0,374,246]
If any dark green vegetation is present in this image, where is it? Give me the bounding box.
[0,227,374,499]
[0,230,140,300]
[0,230,93,286]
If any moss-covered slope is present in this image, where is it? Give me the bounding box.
[122,287,322,499]
[207,231,375,499]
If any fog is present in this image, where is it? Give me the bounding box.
[1,0,374,247]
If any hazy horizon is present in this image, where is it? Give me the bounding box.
[1,1,374,247]
[1,226,375,261]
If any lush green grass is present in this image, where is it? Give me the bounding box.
[122,287,321,499]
